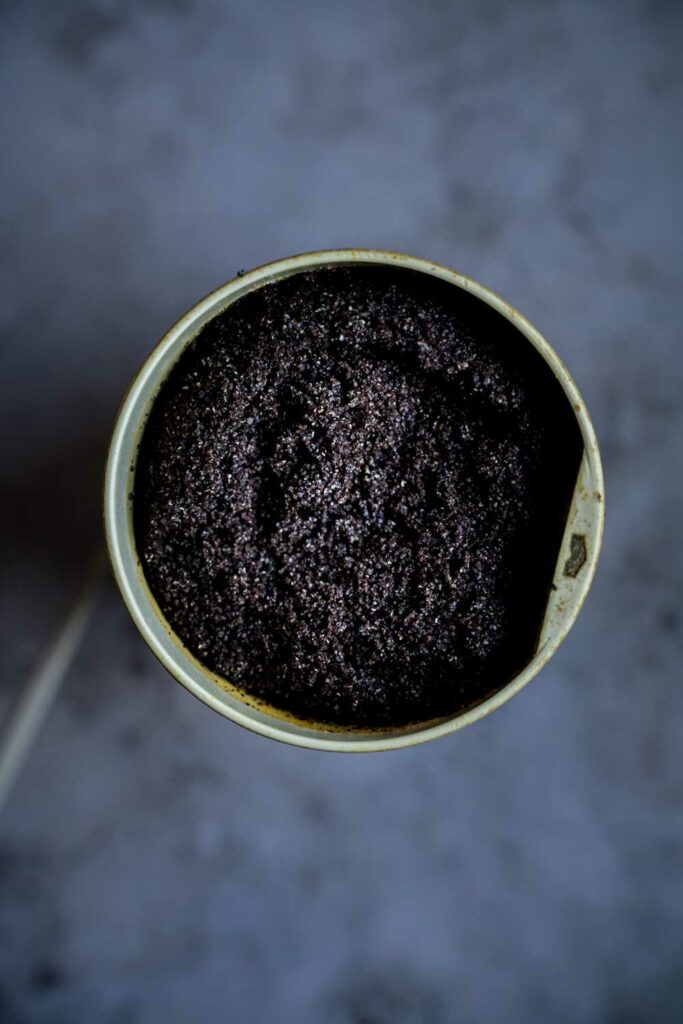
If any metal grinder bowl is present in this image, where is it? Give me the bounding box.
[104,249,604,752]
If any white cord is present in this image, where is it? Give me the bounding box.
[0,554,104,815]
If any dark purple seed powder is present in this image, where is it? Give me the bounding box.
[135,266,582,728]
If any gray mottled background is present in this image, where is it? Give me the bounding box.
[1,1,682,1021]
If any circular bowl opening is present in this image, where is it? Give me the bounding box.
[104,249,603,752]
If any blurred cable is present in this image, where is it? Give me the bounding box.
[0,551,105,816]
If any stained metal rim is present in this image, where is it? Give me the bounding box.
[104,249,604,752]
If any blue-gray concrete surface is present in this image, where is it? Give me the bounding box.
[1,1,682,1021]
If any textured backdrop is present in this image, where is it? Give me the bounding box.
[1,1,682,1022]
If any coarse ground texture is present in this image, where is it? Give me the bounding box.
[135,266,582,727]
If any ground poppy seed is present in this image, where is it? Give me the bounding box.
[135,266,582,727]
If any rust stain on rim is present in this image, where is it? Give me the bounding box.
[104,249,604,752]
